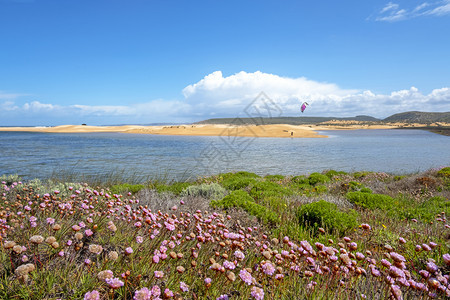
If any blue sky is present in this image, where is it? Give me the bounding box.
[1,0,449,126]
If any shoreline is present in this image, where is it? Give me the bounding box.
[0,122,447,137]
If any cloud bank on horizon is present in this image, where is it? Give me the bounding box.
[1,71,450,126]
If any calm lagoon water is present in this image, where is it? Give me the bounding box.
[0,129,449,181]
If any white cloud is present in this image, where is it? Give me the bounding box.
[425,0,450,16]
[183,71,450,118]
[374,1,450,22]
[0,90,26,100]
[381,2,400,13]
[0,100,19,111]
[1,71,449,125]
[23,101,60,112]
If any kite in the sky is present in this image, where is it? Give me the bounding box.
[301,102,309,113]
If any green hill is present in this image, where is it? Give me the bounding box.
[383,111,450,123]
[195,115,380,125]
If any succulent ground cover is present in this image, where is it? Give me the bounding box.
[0,167,449,299]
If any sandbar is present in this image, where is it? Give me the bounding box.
[0,121,446,138]
[0,124,326,138]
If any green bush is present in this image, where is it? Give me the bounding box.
[296,200,358,236]
[347,181,372,193]
[346,191,393,210]
[260,196,289,214]
[291,175,309,185]
[221,177,258,190]
[308,173,330,186]
[360,187,373,193]
[181,183,227,200]
[353,171,371,179]
[325,170,347,178]
[0,174,22,185]
[437,167,450,178]
[211,190,279,224]
[394,175,406,181]
[249,181,292,200]
[27,179,85,198]
[264,174,285,182]
[110,183,145,195]
[406,196,450,222]
[155,182,192,195]
[219,171,260,181]
[313,185,328,194]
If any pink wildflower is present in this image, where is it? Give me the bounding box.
[234,250,244,260]
[151,285,161,297]
[443,253,450,265]
[180,281,189,292]
[105,277,124,289]
[163,288,173,298]
[239,269,253,285]
[223,260,236,270]
[134,287,150,300]
[251,286,264,300]
[261,261,276,275]
[84,290,100,300]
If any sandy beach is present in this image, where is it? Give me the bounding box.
[0,124,327,138]
[0,121,445,138]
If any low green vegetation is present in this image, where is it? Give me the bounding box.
[211,190,279,224]
[346,191,394,210]
[109,183,145,195]
[297,200,358,236]
[180,182,227,200]
[1,167,450,299]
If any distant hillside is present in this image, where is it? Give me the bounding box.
[196,115,380,125]
[196,112,450,125]
[383,111,450,123]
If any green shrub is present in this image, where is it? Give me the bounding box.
[156,182,192,195]
[249,181,292,200]
[219,171,260,181]
[211,190,279,224]
[296,200,358,236]
[360,187,373,193]
[110,183,145,195]
[260,196,289,214]
[325,170,347,178]
[347,181,372,193]
[394,175,406,181]
[221,177,257,190]
[308,173,330,186]
[353,171,371,179]
[346,191,393,210]
[291,175,309,185]
[181,183,227,200]
[313,185,328,194]
[406,196,450,222]
[0,174,22,185]
[437,167,450,178]
[264,174,285,182]
[27,179,85,198]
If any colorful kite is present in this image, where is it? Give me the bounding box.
[301,102,309,113]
